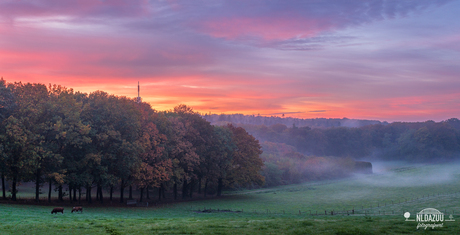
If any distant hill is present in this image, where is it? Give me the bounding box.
[202,113,387,128]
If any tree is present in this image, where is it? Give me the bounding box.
[174,104,214,198]
[162,114,199,200]
[1,82,52,201]
[225,124,264,190]
[0,78,15,199]
[205,126,235,196]
[81,92,143,203]
[0,116,29,200]
[133,102,171,202]
[45,85,91,202]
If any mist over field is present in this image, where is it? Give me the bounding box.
[355,161,460,187]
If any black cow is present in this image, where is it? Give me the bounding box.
[51,207,64,214]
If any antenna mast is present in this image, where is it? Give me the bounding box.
[136,81,142,103]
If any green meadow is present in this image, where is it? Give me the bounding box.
[1,163,459,234]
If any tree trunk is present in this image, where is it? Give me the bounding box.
[69,186,72,202]
[58,185,63,202]
[129,185,133,199]
[96,185,100,201]
[2,172,6,200]
[204,178,208,198]
[198,177,202,194]
[86,184,92,203]
[139,187,144,202]
[162,184,166,199]
[189,179,194,198]
[78,187,81,203]
[86,185,89,201]
[48,178,52,203]
[99,185,103,204]
[35,169,40,202]
[73,186,77,201]
[173,182,177,200]
[158,185,162,201]
[182,177,187,199]
[11,175,17,201]
[58,185,63,201]
[217,178,223,197]
[110,186,113,201]
[120,180,125,203]
[146,185,150,199]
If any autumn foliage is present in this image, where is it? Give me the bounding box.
[0,79,264,202]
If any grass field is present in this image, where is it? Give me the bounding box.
[1,163,459,234]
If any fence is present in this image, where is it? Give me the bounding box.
[190,191,460,216]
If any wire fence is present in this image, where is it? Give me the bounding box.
[190,191,460,216]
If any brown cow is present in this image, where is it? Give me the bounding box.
[51,207,64,214]
[71,206,83,213]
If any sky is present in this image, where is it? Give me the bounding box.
[1,0,459,122]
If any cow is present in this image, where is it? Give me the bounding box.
[51,207,64,214]
[71,206,83,213]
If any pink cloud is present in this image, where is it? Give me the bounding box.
[197,16,333,41]
[0,0,150,19]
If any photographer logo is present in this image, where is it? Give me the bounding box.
[404,208,455,230]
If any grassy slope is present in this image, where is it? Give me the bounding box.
[1,163,459,234]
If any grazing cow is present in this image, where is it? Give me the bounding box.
[51,207,64,214]
[71,206,83,213]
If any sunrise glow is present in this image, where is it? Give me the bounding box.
[1,0,459,122]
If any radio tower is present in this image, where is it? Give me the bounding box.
[136,81,142,103]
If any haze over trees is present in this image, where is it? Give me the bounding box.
[235,120,460,161]
[224,118,460,187]
[0,79,264,202]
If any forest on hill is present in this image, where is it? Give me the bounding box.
[0,79,264,203]
[231,119,460,186]
[236,119,460,161]
[203,113,386,128]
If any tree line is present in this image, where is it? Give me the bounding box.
[260,141,360,187]
[0,79,264,203]
[236,119,460,162]
[203,113,385,128]
[235,119,460,188]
